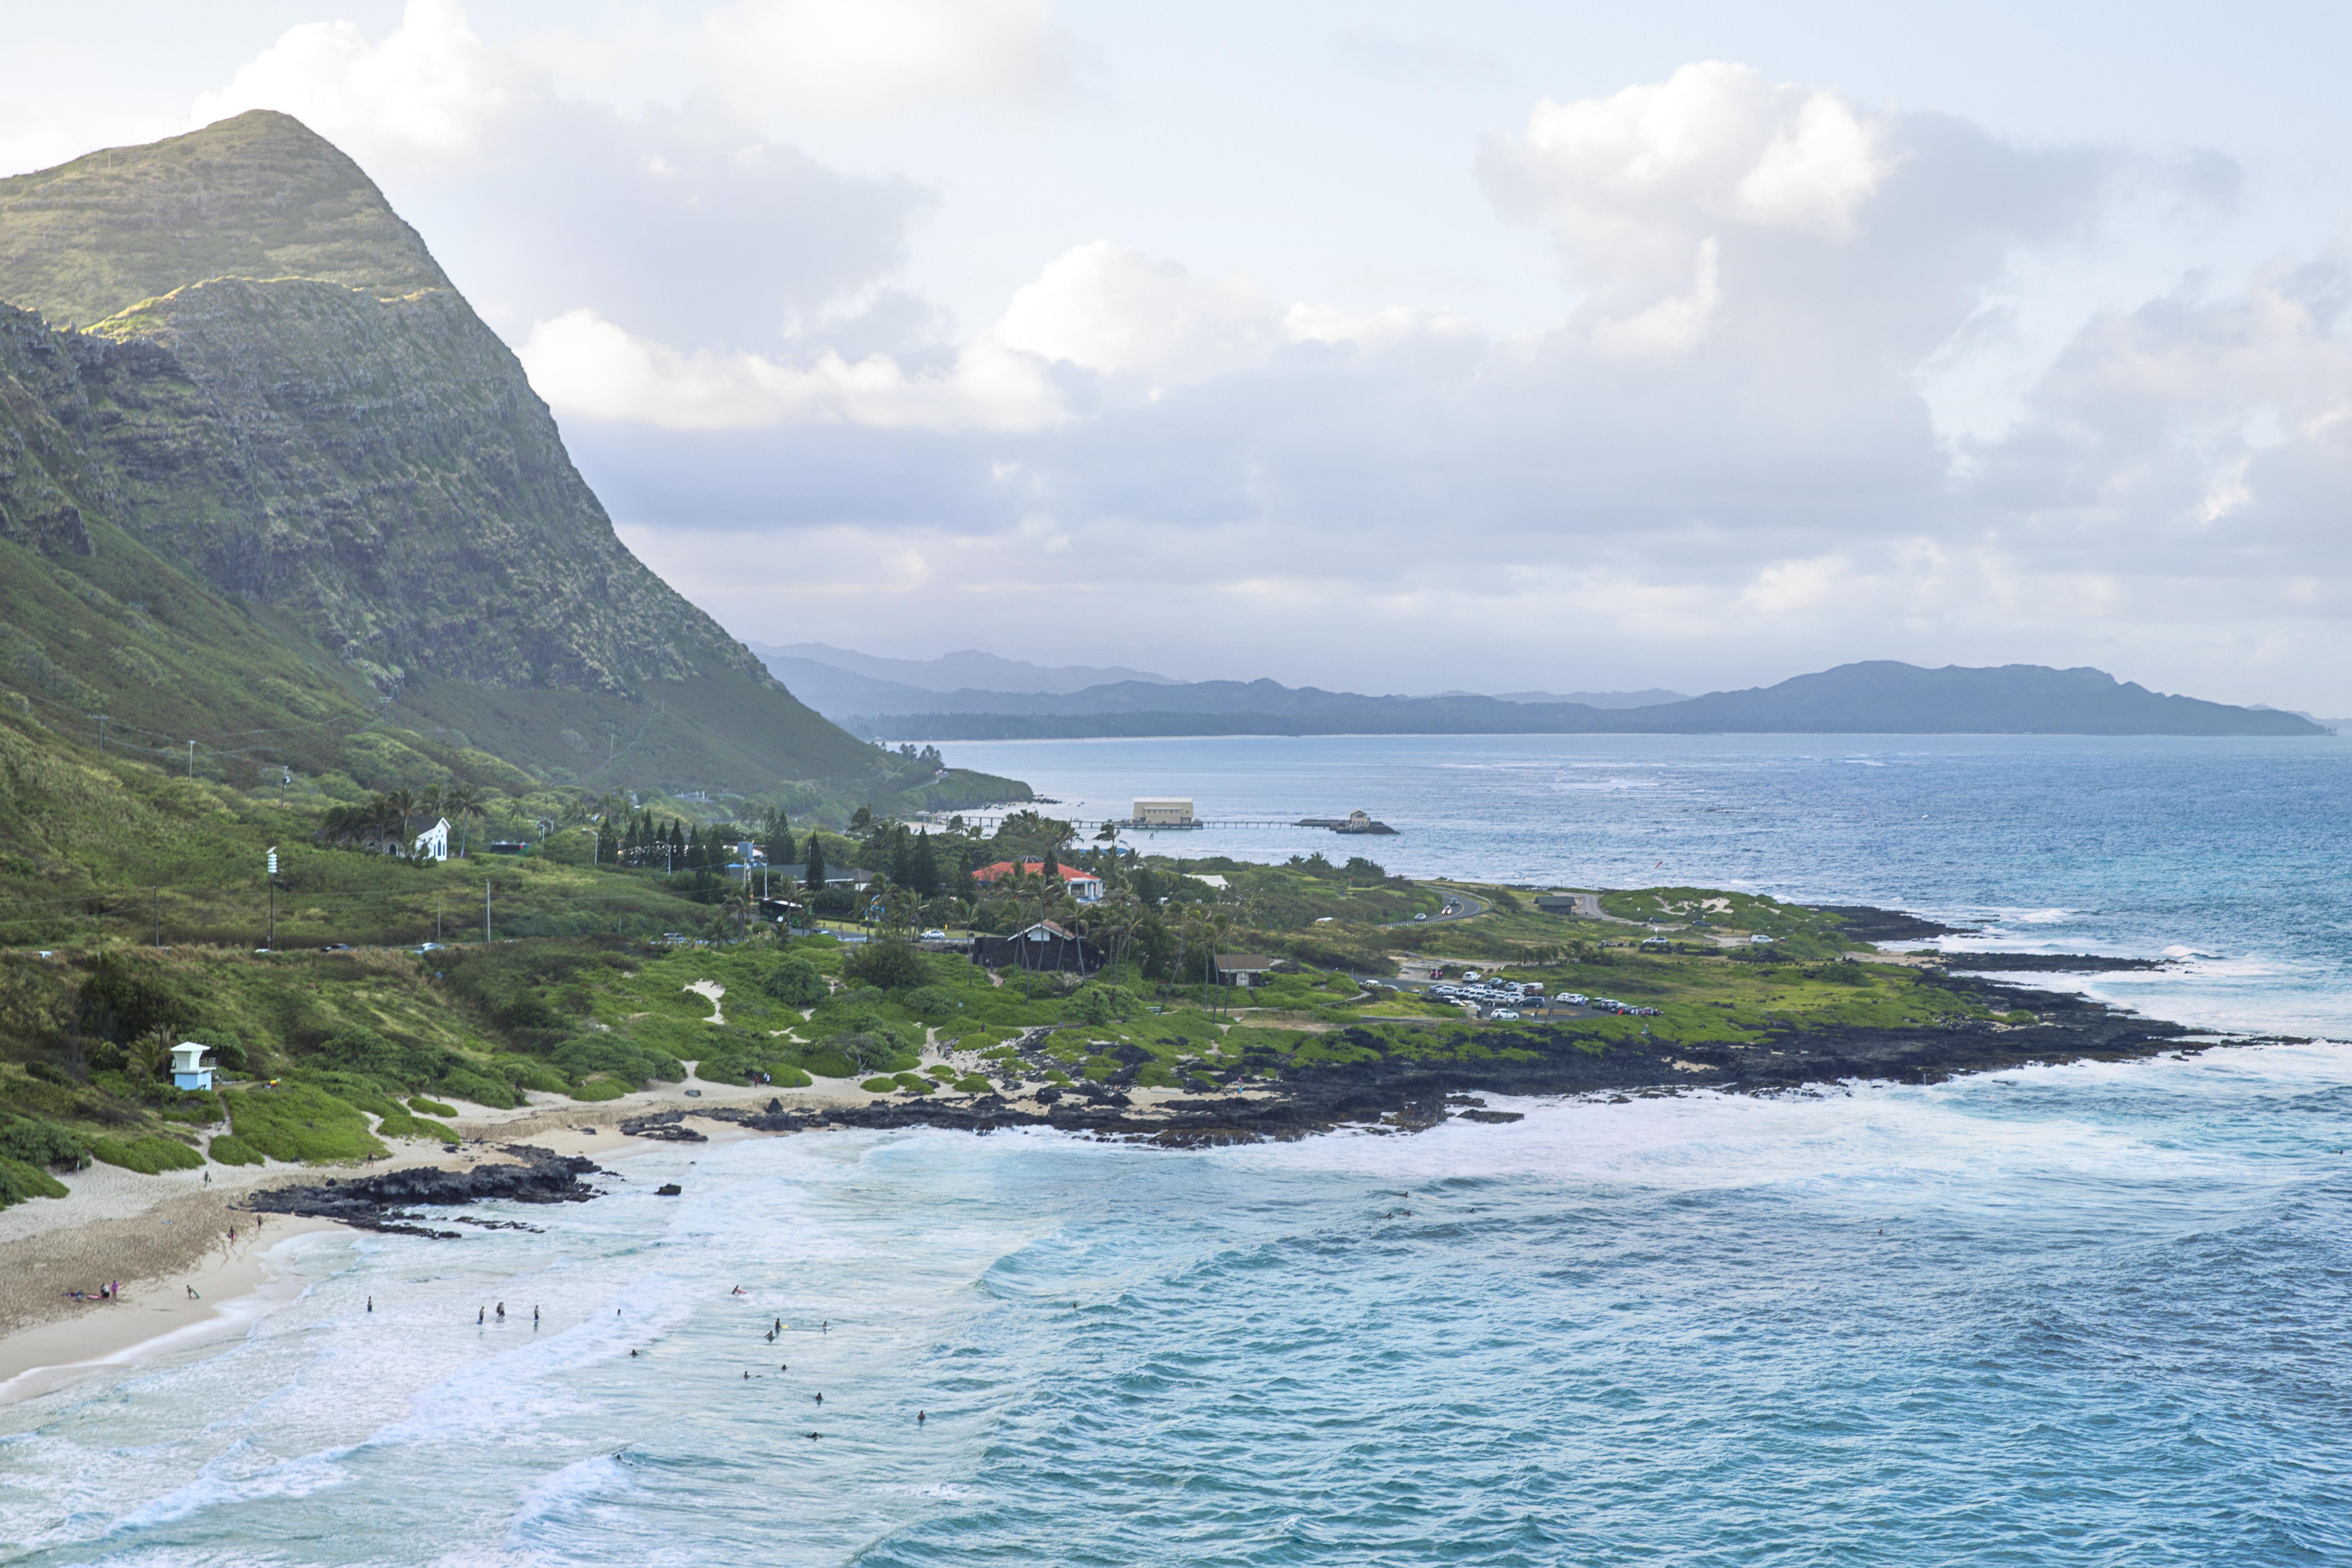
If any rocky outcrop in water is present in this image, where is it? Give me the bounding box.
[241,1144,604,1238]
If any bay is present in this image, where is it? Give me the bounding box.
[5,733,2349,1566]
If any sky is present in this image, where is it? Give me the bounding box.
[6,1,2351,709]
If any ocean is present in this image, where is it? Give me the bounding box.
[5,734,2349,1565]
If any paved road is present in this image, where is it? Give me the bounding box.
[1383,886,1490,929]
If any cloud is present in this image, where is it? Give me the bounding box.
[195,1,932,345]
[192,0,525,161]
[702,0,1086,118]
[995,242,1280,384]
[518,308,1064,431]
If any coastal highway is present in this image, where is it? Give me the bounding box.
[1384,886,1490,927]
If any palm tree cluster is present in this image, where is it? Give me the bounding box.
[316,783,485,856]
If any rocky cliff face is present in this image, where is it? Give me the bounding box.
[0,112,887,790]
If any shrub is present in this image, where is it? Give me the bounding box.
[1135,1063,1178,1089]
[797,1047,860,1079]
[0,1155,68,1204]
[569,1077,631,1102]
[817,1029,921,1075]
[953,1076,992,1095]
[899,986,963,1023]
[762,956,828,1007]
[313,1028,469,1092]
[409,1096,458,1117]
[493,1056,570,1095]
[860,1077,898,1093]
[87,1134,206,1174]
[225,1084,388,1164]
[890,1073,934,1096]
[437,1068,517,1109]
[207,1134,265,1166]
[377,1112,461,1144]
[842,939,928,992]
[1064,984,1139,1026]
[550,1036,684,1090]
[0,1114,85,1170]
[923,1064,957,1083]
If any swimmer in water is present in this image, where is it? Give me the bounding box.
[478,1307,484,1325]
[918,1411,926,1425]
[814,1392,822,1404]
[366,1297,373,1312]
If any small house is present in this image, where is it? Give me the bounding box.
[169,1042,213,1092]
[971,920,1103,974]
[1212,954,1280,988]
[413,817,450,861]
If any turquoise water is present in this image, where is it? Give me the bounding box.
[5,735,2351,1565]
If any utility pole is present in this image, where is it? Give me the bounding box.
[153,888,160,947]
[436,892,443,944]
[266,846,278,951]
[187,741,195,779]
[485,881,492,944]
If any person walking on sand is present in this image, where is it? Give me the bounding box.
[534,1305,540,1326]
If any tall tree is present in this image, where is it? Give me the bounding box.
[804,833,828,894]
[911,830,940,898]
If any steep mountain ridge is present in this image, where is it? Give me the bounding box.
[0,111,922,795]
[0,109,448,329]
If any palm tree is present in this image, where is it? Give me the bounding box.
[129,1023,176,1084]
[441,783,485,856]
[722,881,757,942]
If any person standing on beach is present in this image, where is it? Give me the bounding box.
[478,1307,485,1325]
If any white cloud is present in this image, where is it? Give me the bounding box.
[191,0,525,163]
[703,0,1083,119]
[518,307,1064,431]
[994,242,1279,384]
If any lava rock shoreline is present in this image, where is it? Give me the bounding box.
[241,1145,604,1237]
[621,974,2251,1152]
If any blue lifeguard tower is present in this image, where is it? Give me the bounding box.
[169,1042,213,1091]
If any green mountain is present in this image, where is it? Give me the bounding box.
[0,110,970,800]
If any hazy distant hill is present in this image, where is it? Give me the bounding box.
[0,111,933,796]
[755,642,1175,694]
[848,661,2331,739]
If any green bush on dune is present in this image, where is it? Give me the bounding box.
[408,1096,457,1117]
[761,955,828,1008]
[436,1067,516,1109]
[568,1077,631,1102]
[207,1133,265,1166]
[494,1056,570,1095]
[86,1134,206,1173]
[224,1083,388,1164]
[0,1113,85,1171]
[0,1155,69,1204]
[550,1035,684,1090]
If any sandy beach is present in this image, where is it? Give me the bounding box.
[0,1058,1039,1405]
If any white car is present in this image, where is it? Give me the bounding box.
[921,928,948,940]
[1492,1009,1521,1021]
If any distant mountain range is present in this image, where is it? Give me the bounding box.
[748,643,1176,696]
[751,654,2332,738]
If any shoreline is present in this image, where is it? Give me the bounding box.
[0,967,2274,1396]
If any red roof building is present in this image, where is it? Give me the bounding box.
[971,859,1105,903]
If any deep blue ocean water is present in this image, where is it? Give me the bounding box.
[5,735,2349,1566]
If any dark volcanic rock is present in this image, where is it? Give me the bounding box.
[1940,953,2173,973]
[1815,905,1978,941]
[242,1144,602,1237]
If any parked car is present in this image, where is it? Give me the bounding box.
[1492,1009,1521,1021]
[920,928,948,940]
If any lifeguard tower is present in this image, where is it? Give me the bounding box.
[169,1043,213,1091]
